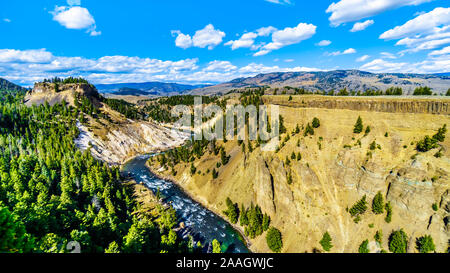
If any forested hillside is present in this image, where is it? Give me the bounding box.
[0,87,192,253]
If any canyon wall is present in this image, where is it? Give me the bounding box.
[265,95,450,115]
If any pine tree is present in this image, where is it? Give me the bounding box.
[320,232,333,252]
[354,116,363,134]
[389,229,408,253]
[358,239,369,253]
[372,192,384,214]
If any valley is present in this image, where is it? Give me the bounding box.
[147,94,450,253]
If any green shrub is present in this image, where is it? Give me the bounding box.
[432,203,438,211]
[239,204,249,226]
[372,192,384,214]
[319,232,333,252]
[304,123,314,136]
[416,235,435,253]
[353,116,363,134]
[349,195,368,217]
[212,239,222,253]
[212,168,218,179]
[358,240,370,253]
[388,229,408,253]
[416,135,438,152]
[223,198,239,224]
[413,86,432,96]
[374,230,383,245]
[312,117,320,128]
[385,202,393,223]
[266,227,283,253]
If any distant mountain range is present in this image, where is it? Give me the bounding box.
[95,82,211,96]
[0,78,29,92]
[189,70,450,95]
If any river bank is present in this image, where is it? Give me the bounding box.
[121,154,249,253]
[144,159,254,250]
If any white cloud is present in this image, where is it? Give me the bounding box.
[193,24,226,50]
[254,22,316,56]
[204,60,237,72]
[3,18,11,23]
[327,48,357,56]
[256,26,278,37]
[172,24,225,50]
[67,0,81,6]
[284,59,294,63]
[0,48,326,85]
[0,49,54,63]
[379,8,450,53]
[326,0,433,26]
[350,20,374,32]
[380,52,397,59]
[225,32,258,50]
[429,46,450,56]
[356,55,370,62]
[264,0,292,5]
[171,30,193,49]
[317,40,331,46]
[380,7,450,40]
[51,6,100,36]
[360,55,450,73]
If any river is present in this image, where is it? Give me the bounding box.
[122,154,249,253]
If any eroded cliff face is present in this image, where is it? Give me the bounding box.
[25,82,102,107]
[150,99,450,253]
[75,121,188,165]
[266,95,450,115]
[25,82,189,165]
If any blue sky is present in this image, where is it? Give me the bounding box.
[1,0,449,85]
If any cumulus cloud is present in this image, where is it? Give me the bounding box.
[326,0,433,26]
[171,30,193,49]
[380,7,450,40]
[356,55,370,62]
[350,20,374,32]
[360,55,450,73]
[256,26,277,36]
[225,26,278,51]
[3,18,11,23]
[327,48,357,56]
[0,49,54,63]
[193,24,226,49]
[225,32,258,50]
[0,48,325,85]
[254,23,316,56]
[316,40,332,46]
[172,24,225,50]
[51,5,100,36]
[379,7,450,53]
[204,60,237,72]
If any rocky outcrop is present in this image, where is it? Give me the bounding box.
[266,96,450,115]
[26,82,190,165]
[25,82,101,107]
[151,100,450,253]
[75,121,189,165]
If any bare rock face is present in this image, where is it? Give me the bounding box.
[25,82,190,165]
[252,155,276,216]
[25,83,101,107]
[75,121,189,165]
[267,96,450,115]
